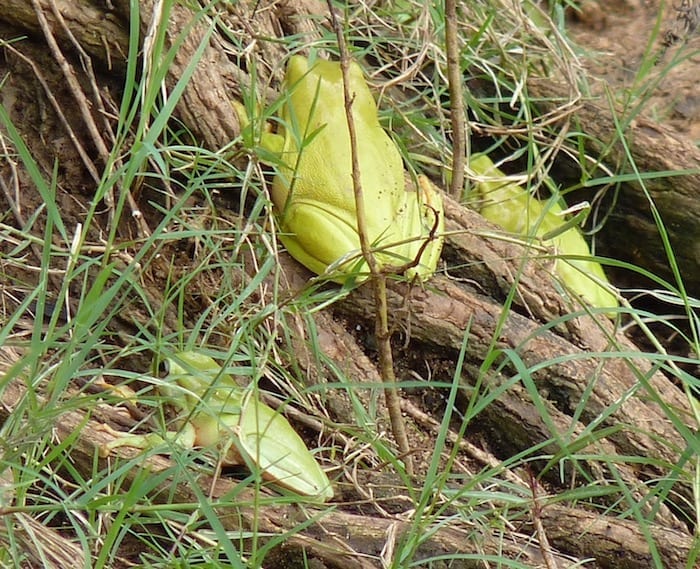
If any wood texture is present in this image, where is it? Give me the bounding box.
[529,79,700,296]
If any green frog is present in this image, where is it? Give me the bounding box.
[266,55,443,282]
[102,352,333,501]
[471,153,618,313]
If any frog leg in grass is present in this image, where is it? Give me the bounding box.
[234,390,334,501]
[99,421,197,458]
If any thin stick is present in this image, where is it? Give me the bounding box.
[327,3,413,474]
[31,0,150,236]
[445,0,467,199]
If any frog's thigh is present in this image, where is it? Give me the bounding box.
[557,257,614,307]
[240,398,332,498]
[402,180,442,250]
[281,203,361,266]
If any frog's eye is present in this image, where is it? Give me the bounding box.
[156,358,170,378]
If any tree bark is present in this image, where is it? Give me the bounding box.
[338,197,694,528]
[528,79,700,296]
[6,1,697,295]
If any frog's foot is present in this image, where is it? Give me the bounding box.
[417,175,442,211]
[92,378,138,401]
[97,423,168,458]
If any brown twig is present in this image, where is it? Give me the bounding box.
[527,470,558,569]
[326,2,413,474]
[445,0,467,199]
[46,0,116,146]
[30,0,150,236]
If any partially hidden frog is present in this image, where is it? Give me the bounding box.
[265,55,443,283]
[471,153,618,313]
[102,351,333,502]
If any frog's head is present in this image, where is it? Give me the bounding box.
[283,55,377,131]
[159,352,244,411]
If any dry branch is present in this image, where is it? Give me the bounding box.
[542,505,694,569]
[529,79,700,296]
[4,1,698,298]
[1,344,694,567]
[0,0,129,70]
[338,196,694,532]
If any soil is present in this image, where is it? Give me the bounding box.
[569,0,700,141]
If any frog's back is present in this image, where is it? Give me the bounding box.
[280,57,405,235]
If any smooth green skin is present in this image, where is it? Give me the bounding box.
[104,352,333,501]
[270,55,444,282]
[471,154,618,312]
